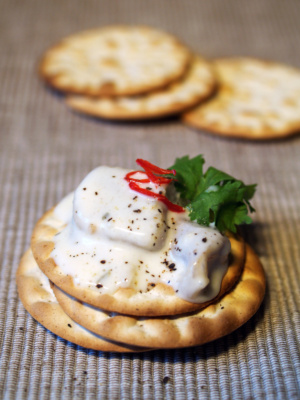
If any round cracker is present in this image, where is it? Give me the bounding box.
[53,245,265,349]
[182,57,300,140]
[31,206,245,317]
[66,56,216,120]
[16,249,151,352]
[39,26,191,97]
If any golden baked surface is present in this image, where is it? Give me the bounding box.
[39,26,191,97]
[183,58,300,139]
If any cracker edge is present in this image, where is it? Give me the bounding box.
[16,249,152,353]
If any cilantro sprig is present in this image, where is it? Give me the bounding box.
[167,155,256,233]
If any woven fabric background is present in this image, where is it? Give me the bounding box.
[0,0,299,399]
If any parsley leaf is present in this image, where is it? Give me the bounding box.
[168,155,256,233]
[168,155,205,201]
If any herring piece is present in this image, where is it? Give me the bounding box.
[170,222,231,302]
[73,166,168,250]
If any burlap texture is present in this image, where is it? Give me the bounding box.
[0,0,299,398]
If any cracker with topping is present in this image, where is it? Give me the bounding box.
[19,245,265,350]
[30,164,246,317]
[30,205,245,317]
[182,58,300,139]
[17,158,265,351]
[66,56,216,120]
[39,26,191,97]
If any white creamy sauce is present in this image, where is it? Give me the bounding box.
[51,166,231,303]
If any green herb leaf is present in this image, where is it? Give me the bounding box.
[168,155,205,201]
[168,155,256,233]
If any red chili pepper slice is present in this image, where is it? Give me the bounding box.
[136,159,176,176]
[128,182,184,213]
[125,159,185,213]
[136,159,175,184]
[124,171,150,183]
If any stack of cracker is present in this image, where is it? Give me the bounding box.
[39,26,300,139]
[38,26,217,121]
[17,170,266,353]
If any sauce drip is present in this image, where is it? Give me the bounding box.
[125,159,185,213]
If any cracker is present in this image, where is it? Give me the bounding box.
[39,26,191,97]
[53,245,265,349]
[16,249,150,352]
[31,206,245,317]
[66,56,216,120]
[182,58,300,139]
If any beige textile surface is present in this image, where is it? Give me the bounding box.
[0,0,299,399]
